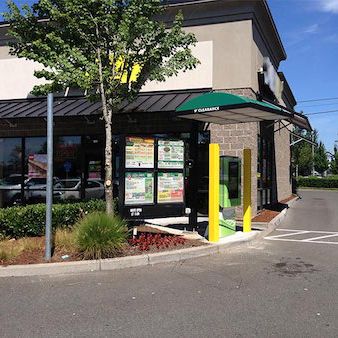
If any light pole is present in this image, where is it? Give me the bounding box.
[45,93,53,261]
[311,131,315,176]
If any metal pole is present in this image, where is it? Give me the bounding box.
[45,93,53,261]
[243,149,252,233]
[208,143,219,243]
[312,131,315,176]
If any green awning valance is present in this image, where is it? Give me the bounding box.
[175,92,293,124]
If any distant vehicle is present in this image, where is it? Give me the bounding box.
[26,177,63,202]
[0,176,62,206]
[57,179,105,200]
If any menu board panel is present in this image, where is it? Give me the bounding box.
[158,172,184,204]
[125,172,154,205]
[158,140,184,169]
[125,137,154,169]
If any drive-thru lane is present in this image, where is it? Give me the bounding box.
[1,189,337,337]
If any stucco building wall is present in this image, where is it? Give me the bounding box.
[274,122,292,201]
[0,0,299,215]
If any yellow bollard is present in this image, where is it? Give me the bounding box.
[209,144,220,242]
[243,148,252,232]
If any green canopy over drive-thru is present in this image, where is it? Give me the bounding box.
[175,92,293,124]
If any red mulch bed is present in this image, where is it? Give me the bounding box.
[0,232,205,266]
[252,209,280,223]
[280,194,298,204]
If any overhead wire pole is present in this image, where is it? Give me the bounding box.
[312,131,315,177]
[45,93,53,261]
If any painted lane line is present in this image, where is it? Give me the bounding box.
[276,229,338,234]
[264,238,338,245]
[302,233,338,242]
[265,230,310,239]
[276,228,308,232]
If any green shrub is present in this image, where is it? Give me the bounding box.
[74,212,128,259]
[0,199,107,239]
[297,177,338,189]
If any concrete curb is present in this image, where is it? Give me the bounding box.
[0,232,262,278]
[0,197,298,278]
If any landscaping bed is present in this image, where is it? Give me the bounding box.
[252,209,280,223]
[280,194,298,204]
[0,231,204,266]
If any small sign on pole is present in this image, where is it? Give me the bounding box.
[45,93,53,261]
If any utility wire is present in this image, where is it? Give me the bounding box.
[298,101,338,108]
[304,109,338,116]
[298,97,338,103]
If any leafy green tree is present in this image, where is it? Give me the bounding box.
[5,0,199,214]
[314,141,329,175]
[331,146,338,175]
[297,144,313,176]
[292,127,317,176]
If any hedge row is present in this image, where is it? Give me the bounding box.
[297,177,338,189]
[0,199,106,239]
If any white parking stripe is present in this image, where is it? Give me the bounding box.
[277,228,338,234]
[302,234,338,242]
[264,229,338,245]
[265,230,309,239]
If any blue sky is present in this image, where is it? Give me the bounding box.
[1,0,337,151]
[269,0,338,152]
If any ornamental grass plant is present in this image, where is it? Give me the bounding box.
[74,212,128,259]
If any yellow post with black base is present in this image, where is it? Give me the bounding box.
[208,144,220,243]
[243,148,252,232]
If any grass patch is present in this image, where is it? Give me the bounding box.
[54,228,76,252]
[0,237,43,263]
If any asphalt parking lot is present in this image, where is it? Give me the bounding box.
[1,189,337,337]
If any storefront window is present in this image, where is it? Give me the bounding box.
[54,136,81,179]
[83,135,105,200]
[54,136,83,202]
[25,137,47,178]
[0,138,22,207]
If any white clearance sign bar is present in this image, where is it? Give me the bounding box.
[194,106,220,113]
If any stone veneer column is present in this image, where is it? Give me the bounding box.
[208,88,258,217]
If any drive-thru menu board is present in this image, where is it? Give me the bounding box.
[125,137,154,168]
[125,172,154,205]
[158,172,184,203]
[158,140,184,169]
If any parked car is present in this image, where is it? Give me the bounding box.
[26,177,64,203]
[0,176,62,206]
[57,179,105,200]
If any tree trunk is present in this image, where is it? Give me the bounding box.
[104,105,114,215]
[96,43,114,215]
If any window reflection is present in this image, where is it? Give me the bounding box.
[0,135,106,207]
[0,138,22,207]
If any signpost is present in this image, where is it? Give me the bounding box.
[120,136,185,219]
[45,93,53,261]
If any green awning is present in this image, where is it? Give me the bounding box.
[175,92,293,124]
